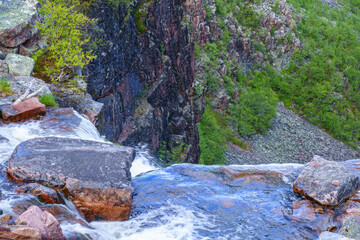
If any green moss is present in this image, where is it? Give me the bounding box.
[134,0,153,33]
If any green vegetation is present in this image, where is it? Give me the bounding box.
[38,93,58,107]
[134,0,154,33]
[0,78,12,96]
[33,0,96,83]
[196,0,360,165]
[157,141,189,165]
[228,87,278,135]
[198,108,247,165]
[266,0,360,148]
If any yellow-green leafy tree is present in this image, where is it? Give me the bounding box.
[33,0,96,82]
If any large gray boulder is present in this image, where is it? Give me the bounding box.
[7,137,135,221]
[4,54,34,76]
[293,156,360,206]
[0,0,39,48]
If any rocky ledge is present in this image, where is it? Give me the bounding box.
[7,137,135,221]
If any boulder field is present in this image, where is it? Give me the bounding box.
[7,137,135,221]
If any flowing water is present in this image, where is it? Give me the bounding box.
[0,109,356,240]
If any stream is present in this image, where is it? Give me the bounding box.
[0,108,356,240]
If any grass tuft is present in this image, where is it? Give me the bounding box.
[38,93,58,107]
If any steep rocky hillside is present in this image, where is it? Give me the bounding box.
[83,0,359,164]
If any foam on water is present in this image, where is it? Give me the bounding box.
[88,204,213,240]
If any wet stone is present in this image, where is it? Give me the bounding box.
[16,183,59,204]
[7,137,135,221]
[1,97,46,122]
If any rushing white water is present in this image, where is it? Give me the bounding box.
[0,109,159,240]
[0,110,156,177]
[131,144,160,177]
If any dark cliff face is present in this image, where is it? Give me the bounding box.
[86,0,200,163]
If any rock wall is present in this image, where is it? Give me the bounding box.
[86,0,200,163]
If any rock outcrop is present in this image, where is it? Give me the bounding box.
[86,0,200,163]
[1,97,46,122]
[14,206,66,240]
[0,0,39,51]
[7,137,135,221]
[293,156,360,206]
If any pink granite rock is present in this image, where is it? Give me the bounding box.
[1,97,46,122]
[14,206,66,240]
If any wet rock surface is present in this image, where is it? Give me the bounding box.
[14,205,66,240]
[1,97,46,122]
[294,156,360,206]
[16,183,59,204]
[227,106,360,165]
[51,84,104,129]
[7,137,135,221]
[318,231,354,240]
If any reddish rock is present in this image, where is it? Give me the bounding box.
[293,156,360,206]
[0,225,41,240]
[0,214,14,225]
[292,200,316,222]
[1,97,46,122]
[16,183,59,204]
[14,206,66,240]
[7,137,135,221]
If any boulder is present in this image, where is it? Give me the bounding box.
[1,97,46,122]
[0,0,39,48]
[14,206,66,240]
[16,183,59,204]
[0,225,41,240]
[7,137,135,221]
[293,156,360,206]
[317,231,354,240]
[5,54,35,76]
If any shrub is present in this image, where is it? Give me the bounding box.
[39,93,58,107]
[33,0,96,83]
[0,78,12,96]
[228,87,278,135]
[198,107,246,165]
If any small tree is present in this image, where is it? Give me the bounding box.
[33,0,96,82]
